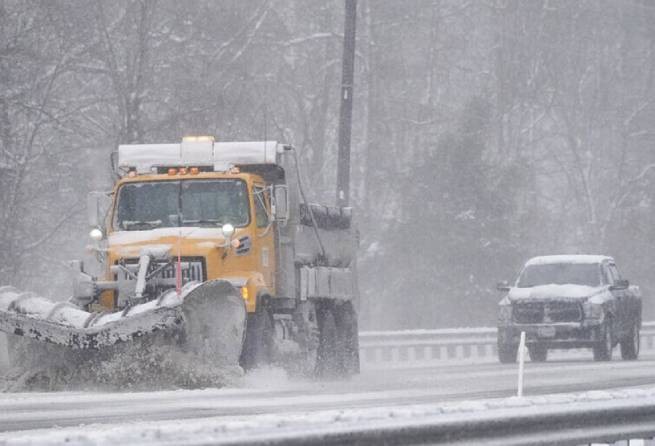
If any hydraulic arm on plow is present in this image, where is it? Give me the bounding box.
[0,137,359,386]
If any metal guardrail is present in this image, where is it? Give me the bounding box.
[216,391,655,446]
[359,322,655,368]
[4,321,655,370]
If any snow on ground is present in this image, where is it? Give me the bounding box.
[242,365,289,388]
[3,386,655,445]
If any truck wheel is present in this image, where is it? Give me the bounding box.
[593,321,613,361]
[620,322,640,360]
[291,301,320,377]
[498,342,518,364]
[528,345,548,362]
[240,307,274,370]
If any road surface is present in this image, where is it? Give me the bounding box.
[3,354,655,434]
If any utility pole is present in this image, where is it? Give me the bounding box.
[336,0,357,207]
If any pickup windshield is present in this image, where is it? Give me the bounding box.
[114,179,249,231]
[516,263,601,288]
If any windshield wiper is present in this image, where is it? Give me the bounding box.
[122,220,162,230]
[182,219,222,226]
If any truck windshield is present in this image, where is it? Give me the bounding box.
[516,263,601,288]
[114,179,250,230]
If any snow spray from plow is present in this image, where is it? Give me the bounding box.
[0,281,246,390]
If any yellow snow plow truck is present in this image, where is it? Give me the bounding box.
[0,137,359,387]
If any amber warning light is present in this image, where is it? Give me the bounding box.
[182,135,214,143]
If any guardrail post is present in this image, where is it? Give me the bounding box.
[517,331,526,397]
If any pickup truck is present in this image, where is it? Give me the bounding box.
[496,255,642,363]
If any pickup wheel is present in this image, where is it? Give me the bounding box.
[593,321,613,362]
[620,322,640,360]
[528,345,548,362]
[498,342,518,363]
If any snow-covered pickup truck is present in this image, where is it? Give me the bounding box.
[496,255,642,363]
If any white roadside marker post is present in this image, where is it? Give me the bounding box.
[517,331,526,397]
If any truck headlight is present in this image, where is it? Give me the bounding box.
[498,303,512,324]
[583,301,604,320]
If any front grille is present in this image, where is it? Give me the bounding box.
[513,302,544,323]
[546,301,582,322]
[157,260,205,282]
[117,257,206,283]
[513,301,582,324]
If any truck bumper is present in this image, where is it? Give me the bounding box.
[498,321,604,349]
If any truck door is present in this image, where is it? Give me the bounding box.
[253,185,276,293]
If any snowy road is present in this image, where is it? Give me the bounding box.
[3,354,655,436]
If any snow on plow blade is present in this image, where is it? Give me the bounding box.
[0,281,247,389]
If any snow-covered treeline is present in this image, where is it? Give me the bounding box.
[0,1,654,329]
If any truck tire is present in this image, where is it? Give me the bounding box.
[0,333,8,372]
[291,301,320,377]
[240,307,274,370]
[528,345,548,362]
[498,342,518,364]
[593,321,613,361]
[620,322,640,360]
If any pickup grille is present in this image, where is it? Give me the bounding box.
[513,301,582,324]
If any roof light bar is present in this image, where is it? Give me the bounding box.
[118,140,280,175]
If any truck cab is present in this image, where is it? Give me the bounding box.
[99,169,276,314]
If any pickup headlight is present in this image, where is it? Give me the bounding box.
[498,303,513,324]
[583,301,604,320]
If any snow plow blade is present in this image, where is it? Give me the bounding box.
[0,281,247,389]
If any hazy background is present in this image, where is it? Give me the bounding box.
[1,0,654,330]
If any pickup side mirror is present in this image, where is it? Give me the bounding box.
[273,184,289,225]
[497,280,511,292]
[610,279,629,291]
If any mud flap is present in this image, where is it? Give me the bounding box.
[315,300,360,378]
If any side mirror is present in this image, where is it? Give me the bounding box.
[87,191,111,230]
[273,184,289,225]
[496,280,511,292]
[610,279,629,291]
